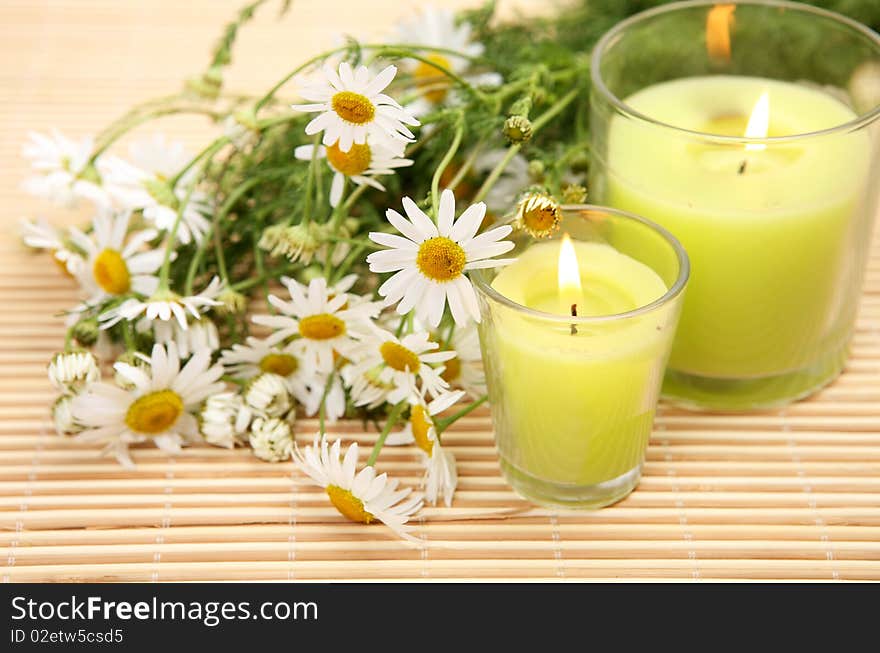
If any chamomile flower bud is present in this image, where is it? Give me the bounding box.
[200,392,251,449]
[244,372,291,418]
[527,159,546,180]
[52,395,82,436]
[513,191,562,238]
[216,288,248,316]
[258,223,323,264]
[561,183,588,204]
[503,115,533,144]
[48,351,100,395]
[71,318,100,347]
[249,417,293,462]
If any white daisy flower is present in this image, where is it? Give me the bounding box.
[344,325,454,407]
[99,276,222,330]
[21,129,110,208]
[392,6,501,115]
[294,435,423,542]
[292,62,420,152]
[294,138,413,207]
[200,392,251,449]
[48,351,100,395]
[98,135,210,245]
[249,417,294,462]
[220,336,312,404]
[473,150,531,214]
[67,210,162,306]
[252,276,381,374]
[19,218,84,276]
[243,372,292,419]
[71,343,225,467]
[436,323,485,399]
[152,317,219,359]
[386,387,464,507]
[367,188,515,328]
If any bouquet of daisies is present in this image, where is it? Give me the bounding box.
[20,0,879,540]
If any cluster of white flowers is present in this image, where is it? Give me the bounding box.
[25,6,509,541]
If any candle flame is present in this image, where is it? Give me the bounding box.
[706,4,736,62]
[744,92,770,152]
[558,233,582,301]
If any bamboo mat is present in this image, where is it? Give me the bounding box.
[2,0,880,582]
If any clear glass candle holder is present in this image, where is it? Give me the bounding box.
[589,0,880,410]
[471,206,688,509]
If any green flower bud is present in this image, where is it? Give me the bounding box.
[503,115,533,144]
[71,318,100,347]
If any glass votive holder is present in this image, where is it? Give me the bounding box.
[471,206,689,509]
[589,0,880,410]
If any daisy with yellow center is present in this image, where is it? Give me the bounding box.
[387,385,464,507]
[252,276,381,374]
[344,325,454,408]
[66,210,162,307]
[292,62,420,153]
[293,435,423,542]
[220,335,313,405]
[513,191,562,238]
[367,188,516,328]
[392,7,502,116]
[19,217,85,277]
[71,342,224,467]
[294,138,413,207]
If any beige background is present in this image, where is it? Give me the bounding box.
[0,0,879,581]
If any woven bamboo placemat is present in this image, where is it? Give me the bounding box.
[1,0,879,582]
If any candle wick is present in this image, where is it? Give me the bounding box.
[738,159,748,175]
[570,304,577,335]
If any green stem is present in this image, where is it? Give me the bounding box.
[472,144,521,204]
[447,136,486,193]
[169,137,229,189]
[430,115,464,217]
[435,395,488,434]
[367,402,406,467]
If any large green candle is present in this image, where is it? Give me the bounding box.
[479,238,676,506]
[603,76,871,406]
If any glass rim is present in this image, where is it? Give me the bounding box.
[470,204,690,325]
[590,0,880,144]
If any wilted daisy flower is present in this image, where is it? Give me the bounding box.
[99,277,222,330]
[71,343,224,467]
[99,135,210,245]
[292,62,419,152]
[19,218,84,276]
[243,372,292,419]
[252,276,380,374]
[393,6,501,115]
[258,223,324,264]
[367,189,515,327]
[387,387,464,507]
[48,351,100,395]
[436,324,485,399]
[294,435,422,542]
[221,336,311,403]
[345,325,454,407]
[200,392,251,449]
[294,138,413,207]
[21,129,109,208]
[513,191,561,238]
[249,417,294,462]
[152,316,219,359]
[473,150,530,215]
[67,210,162,306]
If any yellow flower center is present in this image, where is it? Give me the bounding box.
[326,484,374,524]
[92,248,131,295]
[414,54,452,104]
[416,237,467,282]
[379,341,420,372]
[326,142,372,177]
[331,91,376,124]
[440,356,461,384]
[298,313,346,340]
[124,389,183,435]
[410,404,434,455]
[522,204,560,236]
[259,353,299,377]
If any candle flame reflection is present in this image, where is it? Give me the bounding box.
[558,234,582,304]
[745,91,770,152]
[706,4,736,62]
